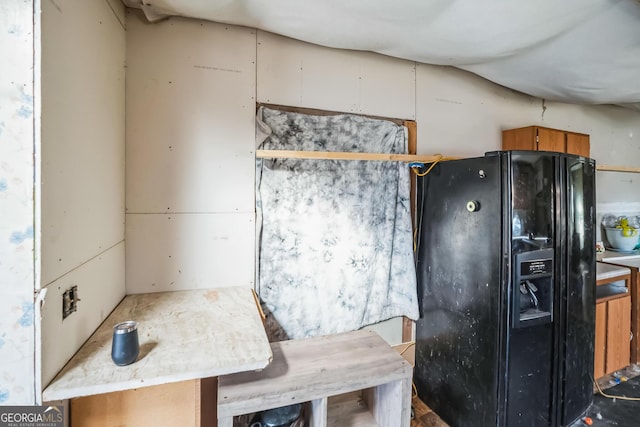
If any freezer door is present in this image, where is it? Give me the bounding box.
[414,155,503,427]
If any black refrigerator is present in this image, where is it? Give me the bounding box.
[413,150,596,427]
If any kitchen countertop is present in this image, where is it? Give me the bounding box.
[599,250,640,270]
[597,261,632,281]
[42,287,272,401]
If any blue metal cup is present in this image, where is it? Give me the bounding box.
[111,321,139,366]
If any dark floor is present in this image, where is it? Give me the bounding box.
[412,364,640,427]
[572,364,640,427]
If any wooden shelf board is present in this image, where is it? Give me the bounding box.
[256,149,458,163]
[596,164,640,174]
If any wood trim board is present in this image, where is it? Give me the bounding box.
[256,149,453,163]
[597,165,640,174]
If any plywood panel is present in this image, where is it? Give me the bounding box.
[257,31,415,120]
[540,102,639,206]
[537,101,639,165]
[41,0,126,286]
[415,64,541,157]
[105,0,126,29]
[40,243,126,387]
[126,13,257,214]
[596,171,640,205]
[125,213,255,293]
[43,288,270,401]
[363,317,403,346]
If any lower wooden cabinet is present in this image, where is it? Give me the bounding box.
[594,303,607,379]
[71,378,217,427]
[594,296,631,379]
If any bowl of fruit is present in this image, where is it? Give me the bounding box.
[604,217,639,252]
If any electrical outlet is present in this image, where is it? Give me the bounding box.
[62,285,79,319]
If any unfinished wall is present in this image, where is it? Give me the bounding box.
[536,102,640,239]
[125,12,257,293]
[414,65,640,204]
[39,0,127,388]
[2,1,634,406]
[0,0,37,405]
[125,15,640,344]
[256,31,416,120]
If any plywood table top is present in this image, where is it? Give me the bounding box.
[43,287,272,401]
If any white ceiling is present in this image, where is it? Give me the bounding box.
[124,0,640,110]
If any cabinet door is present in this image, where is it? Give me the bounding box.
[71,378,217,427]
[594,302,606,379]
[566,132,590,157]
[605,296,631,374]
[502,126,537,151]
[536,127,565,152]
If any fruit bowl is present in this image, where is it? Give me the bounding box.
[604,227,639,251]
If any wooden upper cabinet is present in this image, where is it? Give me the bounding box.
[566,132,590,157]
[537,127,566,152]
[502,126,590,157]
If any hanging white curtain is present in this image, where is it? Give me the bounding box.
[255,107,419,340]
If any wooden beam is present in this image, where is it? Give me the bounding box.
[597,164,640,174]
[256,149,455,163]
[404,120,418,344]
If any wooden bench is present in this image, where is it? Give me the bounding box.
[217,329,413,427]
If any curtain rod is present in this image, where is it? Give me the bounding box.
[256,149,458,163]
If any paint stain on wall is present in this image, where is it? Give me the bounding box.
[0,179,7,192]
[0,389,9,403]
[18,302,34,328]
[14,89,34,119]
[16,105,32,119]
[9,226,33,245]
[20,89,33,105]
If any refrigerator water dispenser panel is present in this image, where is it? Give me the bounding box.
[513,249,554,328]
